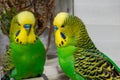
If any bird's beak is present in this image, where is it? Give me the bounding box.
[53,26,58,31]
[24,24,32,35]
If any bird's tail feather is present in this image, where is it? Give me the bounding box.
[1,74,10,80]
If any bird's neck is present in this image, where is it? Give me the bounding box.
[76,26,97,50]
[57,45,78,58]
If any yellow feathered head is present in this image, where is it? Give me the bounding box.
[10,11,37,44]
[53,12,86,47]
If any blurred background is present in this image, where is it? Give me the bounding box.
[0,0,120,80]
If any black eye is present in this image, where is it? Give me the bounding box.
[17,22,21,26]
[61,25,64,28]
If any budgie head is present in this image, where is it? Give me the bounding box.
[10,11,37,44]
[53,12,88,47]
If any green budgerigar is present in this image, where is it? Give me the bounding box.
[53,12,120,80]
[2,11,46,80]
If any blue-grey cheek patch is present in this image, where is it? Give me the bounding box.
[16,30,20,37]
[60,32,66,39]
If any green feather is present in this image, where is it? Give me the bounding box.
[2,11,46,80]
[57,46,84,80]
[53,12,120,80]
[101,52,120,73]
[10,39,46,79]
